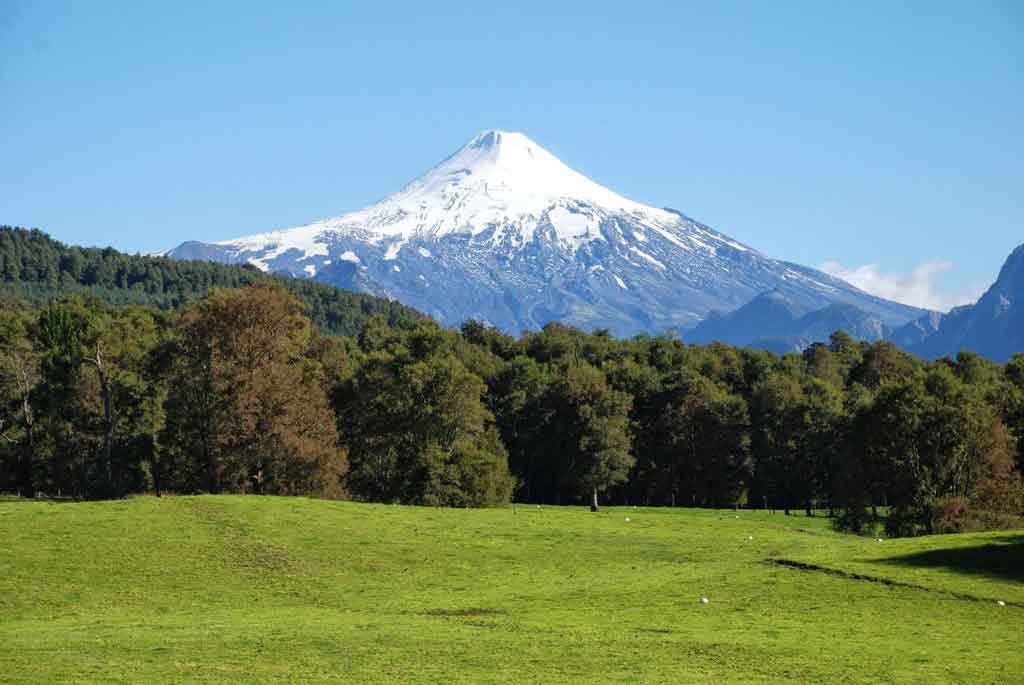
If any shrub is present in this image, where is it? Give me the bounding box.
[933,497,1024,534]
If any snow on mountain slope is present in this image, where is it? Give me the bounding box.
[165,130,926,336]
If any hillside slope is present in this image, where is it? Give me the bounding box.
[1,496,1020,683]
[0,226,426,336]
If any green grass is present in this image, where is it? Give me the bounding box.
[1,497,1022,683]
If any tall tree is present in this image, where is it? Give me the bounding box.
[337,325,514,506]
[0,302,39,496]
[542,363,633,508]
[750,373,805,514]
[162,283,347,496]
[33,302,90,496]
[653,371,750,507]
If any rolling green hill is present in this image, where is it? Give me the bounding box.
[1,496,1021,683]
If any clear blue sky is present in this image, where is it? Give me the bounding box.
[2,1,1021,310]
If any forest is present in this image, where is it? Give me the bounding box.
[0,226,425,335]
[1,227,1023,537]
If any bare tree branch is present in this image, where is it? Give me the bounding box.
[0,417,15,444]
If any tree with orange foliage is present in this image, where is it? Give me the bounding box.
[162,283,346,496]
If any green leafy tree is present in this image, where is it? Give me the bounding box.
[750,373,805,514]
[33,302,91,496]
[542,363,633,508]
[337,324,513,506]
[0,301,39,496]
[653,371,750,507]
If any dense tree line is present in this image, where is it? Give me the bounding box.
[0,226,426,336]
[2,282,1023,537]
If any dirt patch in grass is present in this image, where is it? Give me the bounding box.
[422,607,507,618]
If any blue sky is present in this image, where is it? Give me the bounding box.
[2,1,1021,311]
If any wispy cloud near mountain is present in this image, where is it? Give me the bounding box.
[819,259,984,312]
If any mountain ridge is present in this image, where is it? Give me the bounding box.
[687,243,1023,362]
[900,243,1024,362]
[0,226,427,337]
[687,290,891,352]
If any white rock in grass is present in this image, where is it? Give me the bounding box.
[698,597,709,604]
[997,600,1006,607]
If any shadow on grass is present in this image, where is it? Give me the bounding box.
[880,536,1024,584]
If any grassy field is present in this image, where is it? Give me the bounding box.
[1,496,1021,683]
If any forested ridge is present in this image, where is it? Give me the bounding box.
[0,226,426,336]
[1,229,1023,537]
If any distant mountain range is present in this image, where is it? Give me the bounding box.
[689,244,1023,362]
[687,291,891,354]
[164,131,924,337]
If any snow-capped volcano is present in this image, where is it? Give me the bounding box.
[199,130,747,263]
[342,129,667,245]
[166,130,925,335]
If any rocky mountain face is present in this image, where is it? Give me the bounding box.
[687,290,891,352]
[165,130,925,337]
[898,244,1024,362]
[687,244,1023,362]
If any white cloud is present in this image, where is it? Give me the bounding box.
[819,259,985,312]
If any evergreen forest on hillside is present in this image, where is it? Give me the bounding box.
[0,226,425,336]
[1,227,1023,537]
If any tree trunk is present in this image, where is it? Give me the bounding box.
[153,456,162,498]
[590,488,599,512]
[90,343,115,497]
[99,370,114,493]
[80,447,87,500]
[15,362,36,498]
[18,418,35,498]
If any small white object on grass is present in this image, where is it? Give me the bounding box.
[997,600,1006,607]
[625,517,631,522]
[698,597,709,604]
[747,535,753,541]
[877,538,884,542]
